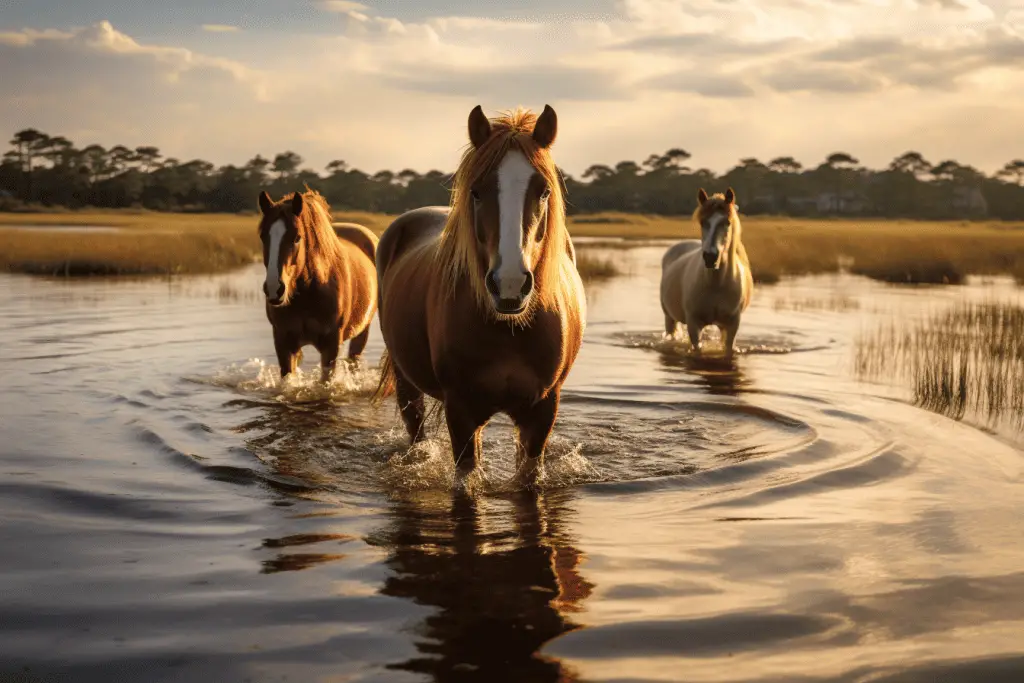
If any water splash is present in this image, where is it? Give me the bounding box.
[614,330,796,357]
[201,357,381,403]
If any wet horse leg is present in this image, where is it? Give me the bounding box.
[511,389,560,487]
[346,326,370,361]
[664,314,678,338]
[443,395,488,476]
[721,319,740,362]
[318,327,341,384]
[395,371,427,444]
[686,321,703,355]
[273,327,300,379]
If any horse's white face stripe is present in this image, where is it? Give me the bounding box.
[495,150,535,299]
[265,220,285,298]
[702,213,727,254]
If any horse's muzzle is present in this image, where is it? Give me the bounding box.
[703,251,719,269]
[486,269,534,315]
[264,281,286,306]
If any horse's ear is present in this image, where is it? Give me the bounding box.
[468,105,491,148]
[533,104,558,149]
[697,188,708,205]
[725,187,736,204]
[258,190,273,214]
[290,191,304,216]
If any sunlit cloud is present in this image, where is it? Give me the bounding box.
[0,0,1021,176]
[201,24,241,33]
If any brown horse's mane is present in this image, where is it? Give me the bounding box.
[435,107,572,319]
[693,192,748,266]
[290,188,346,284]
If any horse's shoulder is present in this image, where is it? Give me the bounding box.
[662,239,700,272]
[379,207,449,270]
[332,223,378,265]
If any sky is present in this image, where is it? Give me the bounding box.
[1,0,1022,178]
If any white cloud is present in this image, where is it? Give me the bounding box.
[319,0,369,12]
[201,24,241,33]
[0,0,1022,177]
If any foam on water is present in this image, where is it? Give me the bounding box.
[201,357,382,403]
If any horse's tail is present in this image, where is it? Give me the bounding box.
[371,349,396,405]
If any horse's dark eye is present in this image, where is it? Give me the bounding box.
[540,188,551,200]
[470,189,480,202]
[293,234,301,244]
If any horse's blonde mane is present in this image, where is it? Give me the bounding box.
[435,107,573,321]
[292,187,346,284]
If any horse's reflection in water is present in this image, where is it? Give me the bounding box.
[235,395,594,681]
[656,345,750,397]
[367,489,593,682]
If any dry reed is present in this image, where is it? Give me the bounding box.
[854,300,1024,431]
[1,211,1023,283]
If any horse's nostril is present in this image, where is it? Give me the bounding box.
[485,270,500,297]
[520,271,534,298]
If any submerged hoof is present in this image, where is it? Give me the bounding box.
[514,457,542,491]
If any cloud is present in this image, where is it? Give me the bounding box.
[0,2,1023,178]
[380,64,631,102]
[201,24,241,33]
[642,72,757,98]
[319,0,369,12]
[760,65,888,94]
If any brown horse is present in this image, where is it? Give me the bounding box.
[372,105,586,484]
[257,188,378,383]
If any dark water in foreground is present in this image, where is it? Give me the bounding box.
[2,245,1023,682]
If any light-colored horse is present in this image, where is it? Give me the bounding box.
[660,187,753,360]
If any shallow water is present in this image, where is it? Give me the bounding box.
[1,246,1023,682]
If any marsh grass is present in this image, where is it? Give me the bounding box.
[2,210,1023,283]
[854,301,1024,431]
[772,294,861,313]
[574,251,624,282]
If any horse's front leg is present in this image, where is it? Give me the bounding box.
[443,395,489,482]
[686,321,703,355]
[273,328,300,379]
[511,389,560,489]
[346,325,370,361]
[318,327,341,384]
[721,319,740,362]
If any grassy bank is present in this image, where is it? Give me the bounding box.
[1,210,1023,284]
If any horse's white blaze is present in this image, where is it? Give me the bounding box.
[265,220,286,298]
[702,213,727,255]
[495,150,535,299]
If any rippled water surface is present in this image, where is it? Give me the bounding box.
[2,245,1024,682]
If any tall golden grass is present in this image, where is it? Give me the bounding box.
[1,210,1023,283]
[855,301,1024,431]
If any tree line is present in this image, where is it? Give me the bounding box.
[3,128,1024,219]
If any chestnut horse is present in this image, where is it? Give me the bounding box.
[257,188,378,382]
[659,187,753,361]
[372,105,586,483]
